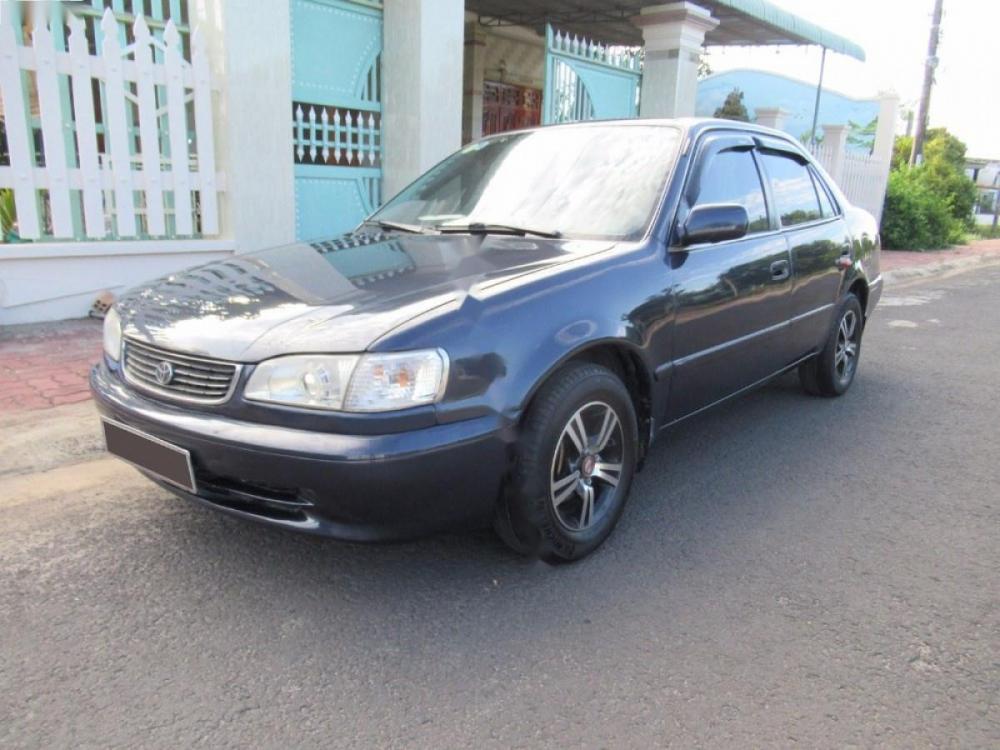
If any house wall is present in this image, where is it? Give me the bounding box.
[462,18,544,143]
[698,69,881,151]
[482,28,545,91]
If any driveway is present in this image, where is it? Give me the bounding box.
[1,265,998,748]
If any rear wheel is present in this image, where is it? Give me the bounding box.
[799,293,864,397]
[494,363,637,563]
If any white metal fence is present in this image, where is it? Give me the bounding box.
[837,151,890,222]
[0,6,221,241]
[812,142,889,223]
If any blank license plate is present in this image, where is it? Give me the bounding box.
[102,418,197,493]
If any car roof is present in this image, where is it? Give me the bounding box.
[490,117,801,149]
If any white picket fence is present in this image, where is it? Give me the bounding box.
[0,7,221,240]
[812,142,889,222]
[838,152,890,222]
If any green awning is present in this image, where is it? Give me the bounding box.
[467,1,866,61]
[699,0,866,61]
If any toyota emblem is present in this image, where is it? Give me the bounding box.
[154,360,174,386]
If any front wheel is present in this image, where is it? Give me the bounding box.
[495,363,638,563]
[799,293,864,397]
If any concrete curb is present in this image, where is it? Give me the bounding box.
[883,252,1000,285]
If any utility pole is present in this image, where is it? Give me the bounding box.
[910,0,944,166]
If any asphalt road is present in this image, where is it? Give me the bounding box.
[2,265,998,749]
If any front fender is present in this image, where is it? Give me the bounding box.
[375,245,669,427]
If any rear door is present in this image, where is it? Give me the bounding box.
[756,149,853,359]
[665,134,792,421]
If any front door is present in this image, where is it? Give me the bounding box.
[665,135,793,422]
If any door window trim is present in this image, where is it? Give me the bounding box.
[808,165,843,217]
[756,148,833,230]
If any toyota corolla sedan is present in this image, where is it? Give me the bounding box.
[92,118,881,562]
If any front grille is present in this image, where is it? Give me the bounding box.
[123,339,240,404]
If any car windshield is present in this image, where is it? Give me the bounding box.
[370,124,682,241]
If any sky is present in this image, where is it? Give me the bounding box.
[703,0,999,157]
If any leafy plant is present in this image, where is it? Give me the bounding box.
[0,188,16,242]
[881,168,964,250]
[714,88,749,122]
[882,128,978,248]
[891,135,913,171]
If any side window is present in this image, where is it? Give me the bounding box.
[692,148,770,233]
[760,152,823,227]
[810,167,838,218]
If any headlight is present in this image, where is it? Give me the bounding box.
[244,349,448,412]
[244,355,359,410]
[103,307,122,362]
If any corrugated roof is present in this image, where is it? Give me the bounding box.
[467,1,865,61]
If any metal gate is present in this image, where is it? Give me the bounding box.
[542,24,641,125]
[291,0,382,240]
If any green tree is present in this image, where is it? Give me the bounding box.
[923,127,967,170]
[921,128,977,225]
[882,128,977,245]
[891,135,913,171]
[714,88,749,122]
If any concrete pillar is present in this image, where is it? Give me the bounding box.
[821,124,849,184]
[633,2,718,118]
[462,22,487,144]
[191,0,295,253]
[755,107,789,132]
[873,92,900,163]
[383,0,464,200]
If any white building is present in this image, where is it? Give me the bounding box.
[0,0,888,324]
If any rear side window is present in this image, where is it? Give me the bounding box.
[692,149,770,233]
[760,152,822,227]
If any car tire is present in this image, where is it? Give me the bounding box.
[495,362,638,563]
[799,293,864,397]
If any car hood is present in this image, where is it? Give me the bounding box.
[116,232,614,362]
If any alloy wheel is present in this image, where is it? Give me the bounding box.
[549,400,625,532]
[835,309,860,383]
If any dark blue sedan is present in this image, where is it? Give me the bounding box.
[92,118,881,562]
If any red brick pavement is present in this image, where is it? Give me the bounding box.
[881,238,1000,273]
[0,318,102,413]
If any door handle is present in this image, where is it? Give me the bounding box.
[836,246,853,270]
[770,259,790,282]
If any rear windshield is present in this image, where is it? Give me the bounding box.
[371,125,682,241]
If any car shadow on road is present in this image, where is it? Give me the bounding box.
[107,365,906,639]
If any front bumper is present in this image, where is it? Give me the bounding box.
[91,362,513,541]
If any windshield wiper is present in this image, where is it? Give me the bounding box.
[364,219,434,235]
[436,222,562,239]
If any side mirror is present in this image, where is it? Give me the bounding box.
[678,203,750,248]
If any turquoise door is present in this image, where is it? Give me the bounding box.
[291,0,383,240]
[543,25,642,125]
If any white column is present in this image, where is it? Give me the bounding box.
[754,107,789,131]
[821,124,849,183]
[462,22,487,144]
[634,2,718,118]
[191,0,295,253]
[872,92,900,163]
[383,0,464,200]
